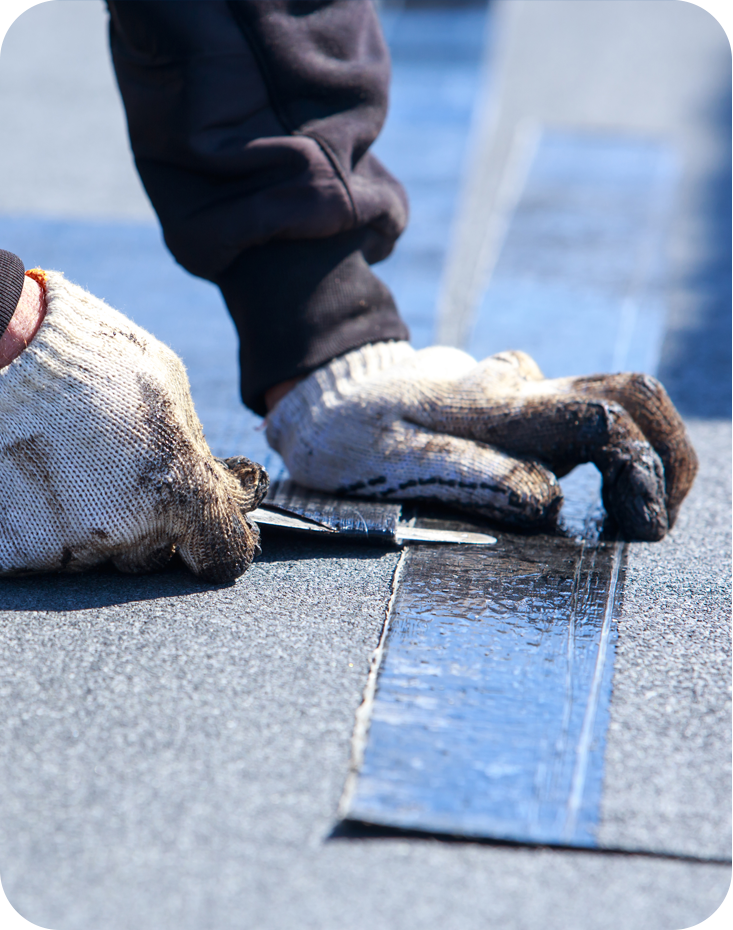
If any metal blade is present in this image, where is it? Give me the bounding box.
[249,507,336,533]
[252,507,496,546]
[395,526,497,546]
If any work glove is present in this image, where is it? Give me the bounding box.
[0,270,268,581]
[266,341,698,541]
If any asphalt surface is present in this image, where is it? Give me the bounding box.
[0,2,730,929]
[600,418,731,861]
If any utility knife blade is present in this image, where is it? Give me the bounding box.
[250,506,496,546]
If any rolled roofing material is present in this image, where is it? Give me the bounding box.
[341,128,676,849]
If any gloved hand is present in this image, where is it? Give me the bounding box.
[0,270,268,581]
[266,341,698,540]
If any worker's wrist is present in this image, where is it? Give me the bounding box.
[0,272,47,369]
[264,376,304,412]
[216,231,410,416]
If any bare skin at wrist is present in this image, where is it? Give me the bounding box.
[265,376,303,412]
[0,275,46,369]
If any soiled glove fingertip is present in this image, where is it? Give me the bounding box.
[219,455,270,510]
[473,471,563,531]
[615,507,668,542]
[178,506,261,584]
[601,445,669,542]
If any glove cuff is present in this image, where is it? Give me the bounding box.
[265,340,413,455]
[0,249,25,341]
[218,233,411,416]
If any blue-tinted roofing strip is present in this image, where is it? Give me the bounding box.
[345,130,676,847]
[371,4,490,350]
[468,130,676,376]
[348,538,625,846]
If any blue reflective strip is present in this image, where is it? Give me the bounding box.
[373,4,489,350]
[469,131,677,375]
[344,130,676,847]
[347,539,624,846]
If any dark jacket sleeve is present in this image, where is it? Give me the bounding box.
[106,0,410,414]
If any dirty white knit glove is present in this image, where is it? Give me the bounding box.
[0,271,267,581]
[266,341,697,540]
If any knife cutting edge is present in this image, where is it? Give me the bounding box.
[249,505,497,547]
